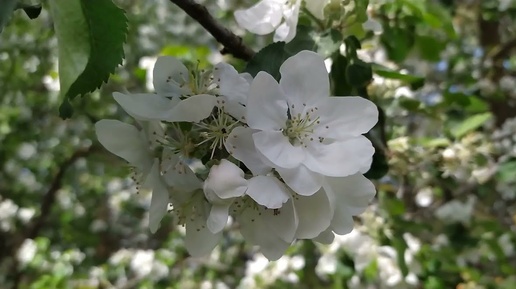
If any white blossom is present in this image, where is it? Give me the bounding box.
[226,51,377,196]
[235,0,329,42]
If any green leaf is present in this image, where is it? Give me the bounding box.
[392,236,409,277]
[383,196,406,217]
[399,97,422,112]
[416,35,445,62]
[373,65,425,90]
[284,25,316,54]
[245,30,317,81]
[0,0,18,33]
[330,54,352,96]
[346,60,372,88]
[450,112,492,138]
[497,161,516,183]
[49,0,127,118]
[381,25,415,62]
[244,42,290,80]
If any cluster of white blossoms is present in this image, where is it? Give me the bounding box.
[95,50,378,260]
[235,0,329,42]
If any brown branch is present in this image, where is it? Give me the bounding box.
[479,16,516,127]
[26,146,96,238]
[488,37,516,61]
[168,0,255,61]
[7,146,97,289]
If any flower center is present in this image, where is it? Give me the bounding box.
[182,63,220,96]
[195,108,239,159]
[283,104,321,146]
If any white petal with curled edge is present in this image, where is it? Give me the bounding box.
[246,176,290,209]
[207,203,231,233]
[224,126,272,175]
[304,137,375,177]
[316,97,378,139]
[273,0,301,42]
[326,174,376,216]
[162,94,216,122]
[263,199,298,242]
[146,160,169,233]
[214,63,249,105]
[235,0,283,35]
[204,159,248,200]
[153,56,191,96]
[246,72,288,131]
[276,165,322,196]
[293,188,332,239]
[279,50,329,107]
[330,204,354,235]
[313,228,335,244]
[185,200,222,257]
[95,119,152,170]
[113,92,179,121]
[238,207,291,261]
[253,130,305,169]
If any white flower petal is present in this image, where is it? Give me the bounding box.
[253,130,305,169]
[293,188,333,239]
[273,0,301,42]
[304,137,375,177]
[247,176,290,209]
[225,126,272,175]
[214,63,249,105]
[276,165,322,196]
[207,204,231,233]
[153,56,191,96]
[95,120,152,170]
[331,204,354,235]
[162,154,203,193]
[316,97,378,139]
[185,201,222,257]
[204,159,248,199]
[239,207,291,261]
[326,174,376,216]
[262,199,298,242]
[162,94,217,122]
[146,160,169,233]
[235,0,283,35]
[279,50,329,106]
[113,92,179,121]
[305,0,328,19]
[313,228,335,244]
[247,72,288,131]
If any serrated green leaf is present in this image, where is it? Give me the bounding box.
[450,112,492,138]
[244,42,289,80]
[49,0,90,109]
[284,25,316,54]
[245,29,317,81]
[49,0,127,118]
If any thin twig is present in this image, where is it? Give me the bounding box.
[168,0,255,61]
[26,146,97,238]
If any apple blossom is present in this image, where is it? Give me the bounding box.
[235,0,329,43]
[226,50,378,196]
